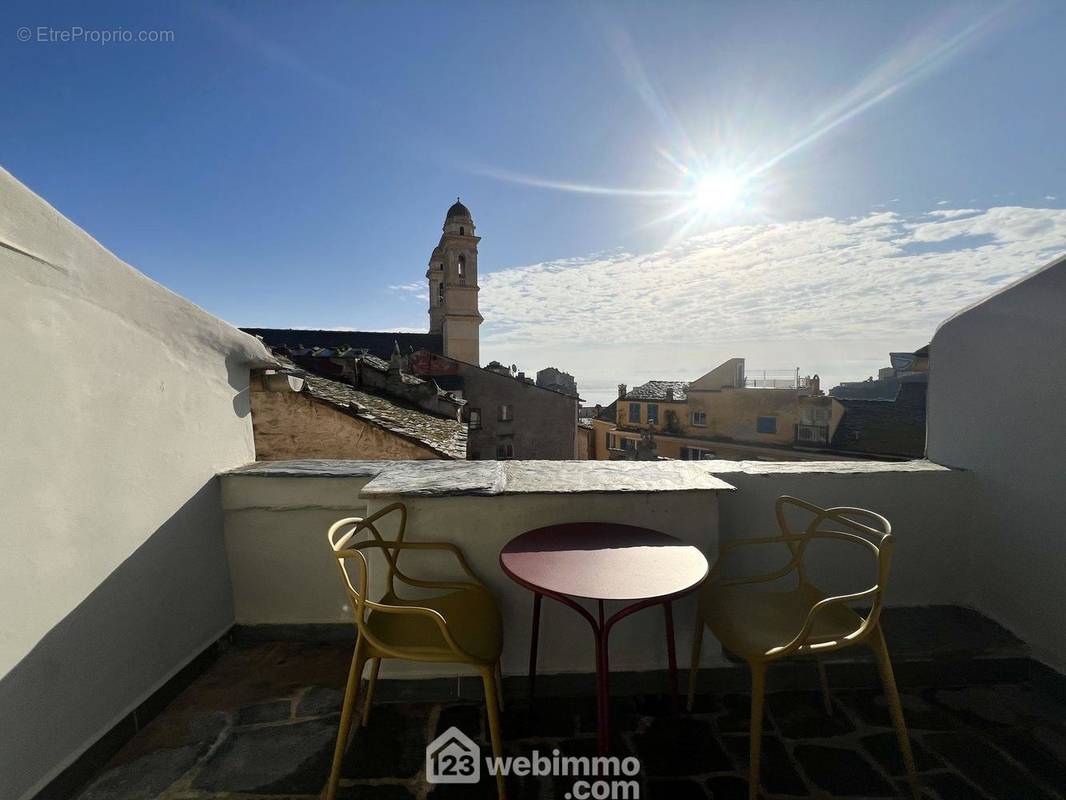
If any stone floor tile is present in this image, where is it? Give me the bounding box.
[716,694,754,734]
[77,743,206,800]
[792,743,896,797]
[704,774,749,800]
[107,710,230,765]
[841,689,963,731]
[437,703,484,742]
[721,735,807,796]
[685,692,725,715]
[923,731,1058,799]
[983,728,1066,796]
[297,686,345,717]
[646,777,708,799]
[192,717,336,794]
[425,774,544,800]
[634,716,731,776]
[502,698,582,740]
[931,684,1066,729]
[340,704,434,779]
[860,731,942,775]
[767,691,855,739]
[914,770,988,800]
[236,699,293,725]
[337,783,415,799]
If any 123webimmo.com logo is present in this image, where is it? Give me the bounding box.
[426,726,641,799]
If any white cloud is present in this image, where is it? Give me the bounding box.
[927,208,980,219]
[936,199,949,205]
[1047,195,1058,201]
[478,206,1066,403]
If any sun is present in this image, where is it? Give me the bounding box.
[689,170,746,215]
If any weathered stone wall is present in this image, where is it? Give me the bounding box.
[250,387,441,461]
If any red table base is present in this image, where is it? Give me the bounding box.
[526,590,680,755]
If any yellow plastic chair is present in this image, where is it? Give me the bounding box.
[687,496,918,800]
[325,503,506,800]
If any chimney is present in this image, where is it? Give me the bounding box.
[618,384,627,399]
[517,371,525,382]
[666,386,674,402]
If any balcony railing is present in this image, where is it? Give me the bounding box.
[742,368,809,389]
[795,422,830,445]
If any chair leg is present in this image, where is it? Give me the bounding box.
[748,662,767,800]
[815,656,833,715]
[494,660,505,712]
[870,627,919,800]
[325,635,367,800]
[687,615,703,712]
[361,657,380,727]
[481,666,507,800]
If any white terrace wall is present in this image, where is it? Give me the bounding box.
[220,460,969,683]
[927,254,1066,672]
[0,167,272,800]
[221,470,722,678]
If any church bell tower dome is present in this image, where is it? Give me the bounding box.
[443,197,475,237]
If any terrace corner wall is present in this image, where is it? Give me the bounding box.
[0,167,272,800]
[927,254,1066,671]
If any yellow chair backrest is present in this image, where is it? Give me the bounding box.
[771,495,894,644]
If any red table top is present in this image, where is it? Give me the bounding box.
[499,522,709,602]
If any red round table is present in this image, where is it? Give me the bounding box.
[500,522,709,755]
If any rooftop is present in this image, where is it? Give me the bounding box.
[831,383,928,459]
[625,381,690,402]
[273,356,467,459]
[242,328,443,362]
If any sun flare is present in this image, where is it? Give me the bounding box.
[689,170,746,215]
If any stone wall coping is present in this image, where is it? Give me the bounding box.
[222,459,395,478]
[221,458,954,496]
[692,458,953,476]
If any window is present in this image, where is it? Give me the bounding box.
[756,416,778,434]
[691,410,707,426]
[457,255,466,286]
[496,439,514,459]
[437,282,444,305]
[647,403,659,424]
[628,403,641,423]
[468,408,481,429]
[681,446,714,460]
[499,403,513,421]
[459,226,465,236]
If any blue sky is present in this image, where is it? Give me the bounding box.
[2,1,1064,402]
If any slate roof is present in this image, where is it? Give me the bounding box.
[830,382,927,458]
[242,328,443,361]
[271,356,466,459]
[624,381,689,402]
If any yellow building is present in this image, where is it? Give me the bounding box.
[600,358,846,461]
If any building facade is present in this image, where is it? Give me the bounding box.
[598,358,847,461]
[408,350,578,460]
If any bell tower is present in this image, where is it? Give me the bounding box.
[427,198,483,365]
